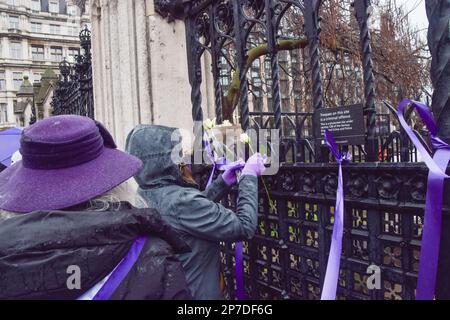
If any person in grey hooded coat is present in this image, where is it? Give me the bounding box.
[126,125,265,299]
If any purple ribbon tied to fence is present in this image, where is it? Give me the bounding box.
[397,99,450,300]
[204,139,245,185]
[204,139,246,300]
[321,129,350,300]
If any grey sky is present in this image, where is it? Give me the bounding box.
[395,0,428,33]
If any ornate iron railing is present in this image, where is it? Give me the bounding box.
[51,26,94,119]
[156,0,450,299]
[195,161,437,300]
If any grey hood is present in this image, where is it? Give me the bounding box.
[125,125,189,188]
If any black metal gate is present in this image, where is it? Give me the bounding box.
[156,0,450,300]
[51,26,94,119]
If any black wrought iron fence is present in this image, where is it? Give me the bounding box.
[51,26,94,119]
[155,0,450,300]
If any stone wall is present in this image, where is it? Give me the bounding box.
[89,0,214,148]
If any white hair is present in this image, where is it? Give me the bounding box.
[0,210,18,222]
[87,178,147,211]
[0,178,147,222]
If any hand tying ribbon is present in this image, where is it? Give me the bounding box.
[397,99,450,300]
[204,138,247,300]
[204,139,244,187]
[321,129,350,300]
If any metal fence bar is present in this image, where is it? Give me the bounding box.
[233,0,250,131]
[265,0,282,131]
[304,0,326,163]
[353,0,382,300]
[354,0,378,162]
[185,12,206,158]
[209,3,223,124]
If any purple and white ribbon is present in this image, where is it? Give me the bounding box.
[93,236,147,300]
[321,129,350,300]
[397,99,450,300]
[204,138,246,300]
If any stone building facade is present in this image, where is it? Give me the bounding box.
[87,0,217,148]
[0,0,90,127]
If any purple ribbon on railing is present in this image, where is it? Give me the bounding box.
[234,241,245,300]
[397,99,450,300]
[321,129,350,300]
[204,139,246,300]
[205,139,243,186]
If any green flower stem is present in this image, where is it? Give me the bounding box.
[247,143,275,212]
[206,128,236,161]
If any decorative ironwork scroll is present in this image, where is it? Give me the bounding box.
[354,0,378,161]
[51,26,94,119]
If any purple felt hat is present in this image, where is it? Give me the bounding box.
[0,115,143,213]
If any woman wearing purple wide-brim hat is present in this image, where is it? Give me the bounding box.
[0,115,191,300]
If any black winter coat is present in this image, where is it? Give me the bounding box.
[0,203,192,300]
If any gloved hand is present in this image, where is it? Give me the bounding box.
[222,160,245,186]
[242,153,266,177]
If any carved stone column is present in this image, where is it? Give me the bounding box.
[88,0,212,148]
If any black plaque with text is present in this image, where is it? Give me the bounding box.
[314,104,365,145]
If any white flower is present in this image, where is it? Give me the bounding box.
[217,120,232,128]
[203,118,216,130]
[240,133,251,144]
